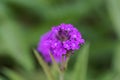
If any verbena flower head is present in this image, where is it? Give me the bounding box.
[37,23,85,62]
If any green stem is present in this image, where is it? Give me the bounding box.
[60,72,64,80]
[59,56,65,80]
[59,50,73,80]
[59,55,70,80]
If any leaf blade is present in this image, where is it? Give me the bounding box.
[49,52,61,73]
[72,43,90,80]
[33,49,55,80]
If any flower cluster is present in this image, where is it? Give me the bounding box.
[37,23,85,62]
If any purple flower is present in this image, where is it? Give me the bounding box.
[37,23,85,62]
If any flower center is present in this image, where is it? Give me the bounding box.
[57,30,69,41]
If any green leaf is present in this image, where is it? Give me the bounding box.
[107,0,120,79]
[71,43,90,80]
[0,23,34,71]
[107,0,120,38]
[98,71,114,80]
[113,43,120,71]
[0,3,34,71]
[3,68,25,80]
[33,49,55,80]
[49,52,61,73]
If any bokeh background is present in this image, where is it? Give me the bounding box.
[0,0,120,80]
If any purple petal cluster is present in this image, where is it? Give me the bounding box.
[37,23,85,62]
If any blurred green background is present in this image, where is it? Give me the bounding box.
[0,0,120,80]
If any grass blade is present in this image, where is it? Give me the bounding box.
[3,68,25,80]
[33,49,55,80]
[0,4,34,71]
[49,52,61,73]
[72,43,90,80]
[107,0,120,38]
[107,0,120,79]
